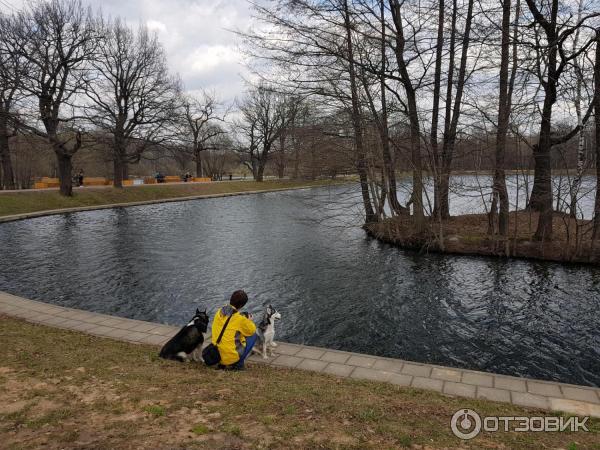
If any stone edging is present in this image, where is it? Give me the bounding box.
[0,184,332,224]
[1,290,599,418]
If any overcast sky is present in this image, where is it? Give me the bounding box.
[4,0,254,104]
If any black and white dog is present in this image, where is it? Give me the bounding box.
[253,305,281,359]
[159,309,209,362]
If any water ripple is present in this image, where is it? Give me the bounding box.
[0,186,599,386]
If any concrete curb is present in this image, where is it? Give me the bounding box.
[1,290,599,418]
[0,184,337,224]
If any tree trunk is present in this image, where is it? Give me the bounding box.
[436,0,458,220]
[569,2,587,219]
[0,130,15,190]
[430,0,444,218]
[389,0,423,225]
[592,29,600,243]
[438,174,450,219]
[379,0,406,216]
[278,133,286,178]
[57,152,73,196]
[293,148,300,179]
[256,161,265,182]
[196,156,203,178]
[526,0,558,243]
[569,126,586,218]
[489,0,512,237]
[344,0,376,224]
[439,0,474,219]
[113,155,124,188]
[531,116,555,240]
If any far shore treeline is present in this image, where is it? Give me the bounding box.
[1,0,600,260]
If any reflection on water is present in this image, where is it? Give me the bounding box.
[1,185,599,386]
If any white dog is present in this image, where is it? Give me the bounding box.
[254,305,281,359]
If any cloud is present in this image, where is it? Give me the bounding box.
[5,0,254,104]
[146,19,167,34]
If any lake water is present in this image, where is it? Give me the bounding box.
[1,183,599,386]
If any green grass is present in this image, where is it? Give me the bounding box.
[26,408,73,429]
[191,424,210,435]
[1,316,599,449]
[0,179,346,218]
[143,405,166,417]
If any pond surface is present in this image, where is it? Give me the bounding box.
[1,184,599,387]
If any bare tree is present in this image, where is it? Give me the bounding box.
[568,0,590,218]
[5,0,97,196]
[235,84,300,182]
[179,92,226,177]
[204,134,235,180]
[86,18,179,188]
[0,13,25,190]
[524,0,598,240]
[436,0,475,219]
[593,28,600,243]
[342,0,378,223]
[388,0,425,224]
[489,0,521,237]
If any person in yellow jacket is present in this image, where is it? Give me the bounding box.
[212,290,257,370]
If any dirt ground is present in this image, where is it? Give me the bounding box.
[0,316,599,449]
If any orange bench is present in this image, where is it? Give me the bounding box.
[163,176,181,183]
[83,177,109,186]
[192,177,212,183]
[40,177,60,188]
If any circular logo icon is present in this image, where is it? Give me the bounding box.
[451,409,482,440]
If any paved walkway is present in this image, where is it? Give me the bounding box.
[1,290,599,418]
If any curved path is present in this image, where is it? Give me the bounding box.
[0,184,327,224]
[1,291,599,419]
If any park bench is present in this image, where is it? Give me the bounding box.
[83,177,109,186]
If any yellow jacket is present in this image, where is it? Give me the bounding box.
[212,305,256,366]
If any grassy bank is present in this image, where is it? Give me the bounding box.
[0,179,342,218]
[367,211,600,265]
[0,317,598,449]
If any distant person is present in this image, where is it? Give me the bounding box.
[211,290,257,370]
[155,172,164,183]
[183,172,191,182]
[229,173,232,181]
[77,170,84,187]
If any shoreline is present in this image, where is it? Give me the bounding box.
[365,227,600,267]
[1,290,599,419]
[0,180,346,224]
[3,316,599,449]
[365,213,600,267]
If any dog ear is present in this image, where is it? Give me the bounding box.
[196,308,201,315]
